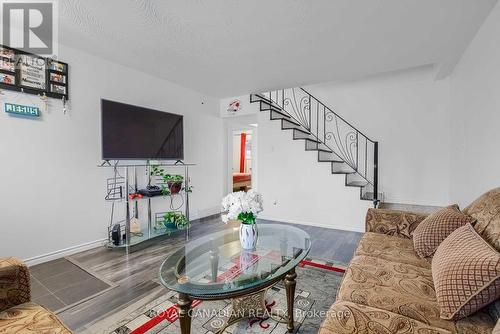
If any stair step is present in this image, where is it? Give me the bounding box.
[294,130,320,143]
[270,110,300,124]
[346,172,369,188]
[305,140,333,153]
[318,151,343,163]
[346,180,369,187]
[332,162,356,174]
[260,101,281,112]
[250,93,268,103]
[281,119,309,132]
[360,192,384,201]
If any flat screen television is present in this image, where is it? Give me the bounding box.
[101,99,184,160]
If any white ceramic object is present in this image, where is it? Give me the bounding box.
[239,223,258,250]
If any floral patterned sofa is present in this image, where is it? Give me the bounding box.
[319,188,500,334]
[0,257,72,333]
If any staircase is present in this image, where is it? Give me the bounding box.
[250,87,381,207]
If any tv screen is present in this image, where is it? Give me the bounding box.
[101,99,184,160]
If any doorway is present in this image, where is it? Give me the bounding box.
[232,130,253,192]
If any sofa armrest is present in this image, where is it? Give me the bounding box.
[365,208,429,239]
[0,257,31,312]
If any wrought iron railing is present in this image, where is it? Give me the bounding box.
[256,87,379,205]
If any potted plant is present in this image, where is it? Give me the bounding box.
[162,212,189,230]
[165,174,183,194]
[150,165,184,195]
[175,213,189,230]
[163,212,178,230]
[221,190,263,250]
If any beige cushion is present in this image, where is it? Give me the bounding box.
[413,205,475,258]
[464,187,500,252]
[432,224,500,320]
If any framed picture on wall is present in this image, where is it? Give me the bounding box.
[50,83,66,95]
[0,44,69,99]
[0,58,15,72]
[49,61,67,73]
[0,73,15,85]
[0,46,15,60]
[18,54,46,91]
[49,72,66,83]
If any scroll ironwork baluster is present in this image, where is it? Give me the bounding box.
[323,106,326,143]
[365,138,368,179]
[308,95,312,131]
[356,131,359,169]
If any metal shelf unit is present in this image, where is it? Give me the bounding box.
[99,161,195,254]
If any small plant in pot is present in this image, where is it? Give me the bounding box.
[165,174,184,194]
[163,212,178,230]
[162,212,189,230]
[175,213,189,230]
[150,165,184,195]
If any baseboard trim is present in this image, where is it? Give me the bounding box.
[23,238,107,267]
[381,197,449,207]
[257,215,365,233]
[193,212,221,223]
[190,206,221,221]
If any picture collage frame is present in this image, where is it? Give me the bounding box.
[0,44,69,99]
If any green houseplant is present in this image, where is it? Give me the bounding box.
[163,212,178,229]
[162,212,189,230]
[165,174,183,194]
[174,213,189,230]
[150,165,184,194]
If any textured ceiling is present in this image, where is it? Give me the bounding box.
[59,0,498,97]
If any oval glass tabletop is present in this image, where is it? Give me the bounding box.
[159,224,311,298]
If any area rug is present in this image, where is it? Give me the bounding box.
[106,258,345,334]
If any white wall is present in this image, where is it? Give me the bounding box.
[306,67,451,206]
[449,2,500,207]
[0,44,224,262]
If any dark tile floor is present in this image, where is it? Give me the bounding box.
[30,258,111,312]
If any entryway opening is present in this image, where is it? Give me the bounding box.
[232,129,253,192]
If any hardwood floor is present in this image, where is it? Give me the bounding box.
[50,216,362,333]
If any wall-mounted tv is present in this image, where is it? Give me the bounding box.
[101,99,184,160]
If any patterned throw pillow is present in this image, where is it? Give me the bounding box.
[432,224,500,320]
[413,205,475,258]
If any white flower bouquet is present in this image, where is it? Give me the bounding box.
[221,190,263,224]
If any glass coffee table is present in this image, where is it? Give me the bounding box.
[159,224,311,334]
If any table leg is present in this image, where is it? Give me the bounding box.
[284,268,297,333]
[178,293,193,334]
[209,249,219,282]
